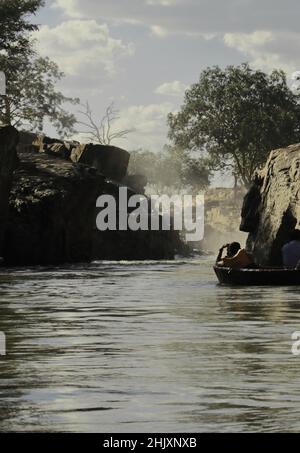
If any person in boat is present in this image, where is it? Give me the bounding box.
[282,230,300,268]
[216,242,253,269]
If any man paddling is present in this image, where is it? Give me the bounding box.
[216,242,253,269]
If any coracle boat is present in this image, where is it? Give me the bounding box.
[214,266,300,286]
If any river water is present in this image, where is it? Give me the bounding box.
[0,257,300,432]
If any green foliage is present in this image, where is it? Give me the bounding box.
[0,0,43,55]
[168,64,300,187]
[128,146,210,193]
[0,54,79,136]
[0,0,78,136]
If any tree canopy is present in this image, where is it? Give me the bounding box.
[0,0,78,136]
[168,64,300,187]
[0,0,43,55]
[128,146,210,193]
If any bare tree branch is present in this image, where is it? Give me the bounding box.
[77,101,135,145]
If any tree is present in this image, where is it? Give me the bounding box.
[128,149,159,184]
[77,101,134,145]
[158,146,210,192]
[128,146,210,193]
[0,0,78,136]
[168,64,300,188]
[0,55,79,135]
[0,0,43,56]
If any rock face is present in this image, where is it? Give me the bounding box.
[4,150,104,265]
[122,174,148,194]
[2,132,180,265]
[0,126,18,258]
[70,144,130,182]
[199,188,247,253]
[240,143,300,266]
[18,132,130,182]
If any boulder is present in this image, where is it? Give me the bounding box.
[33,134,64,152]
[17,131,39,153]
[70,143,130,182]
[44,142,72,159]
[122,174,148,194]
[17,131,78,156]
[18,132,130,182]
[0,126,18,258]
[17,132,130,182]
[240,143,300,266]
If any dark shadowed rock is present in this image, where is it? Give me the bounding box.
[45,142,72,159]
[3,130,180,265]
[0,126,18,258]
[240,175,262,233]
[122,174,148,194]
[4,149,105,265]
[70,144,130,182]
[93,228,178,260]
[3,145,179,265]
[17,131,38,154]
[241,143,300,266]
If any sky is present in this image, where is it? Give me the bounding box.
[31,0,300,184]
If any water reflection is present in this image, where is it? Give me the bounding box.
[0,259,300,432]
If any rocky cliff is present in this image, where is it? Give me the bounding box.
[240,143,300,266]
[199,188,247,253]
[1,131,180,266]
[0,126,18,259]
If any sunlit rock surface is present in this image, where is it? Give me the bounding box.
[18,132,130,182]
[241,143,300,266]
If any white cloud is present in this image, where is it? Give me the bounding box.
[224,31,300,73]
[52,0,300,36]
[73,102,175,151]
[155,80,187,97]
[150,25,170,38]
[146,0,179,5]
[33,20,135,78]
[224,31,273,53]
[51,0,82,17]
[111,102,175,151]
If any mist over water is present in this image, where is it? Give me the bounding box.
[0,258,300,432]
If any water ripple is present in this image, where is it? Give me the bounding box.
[0,258,300,432]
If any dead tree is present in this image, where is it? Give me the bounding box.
[77,101,134,145]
